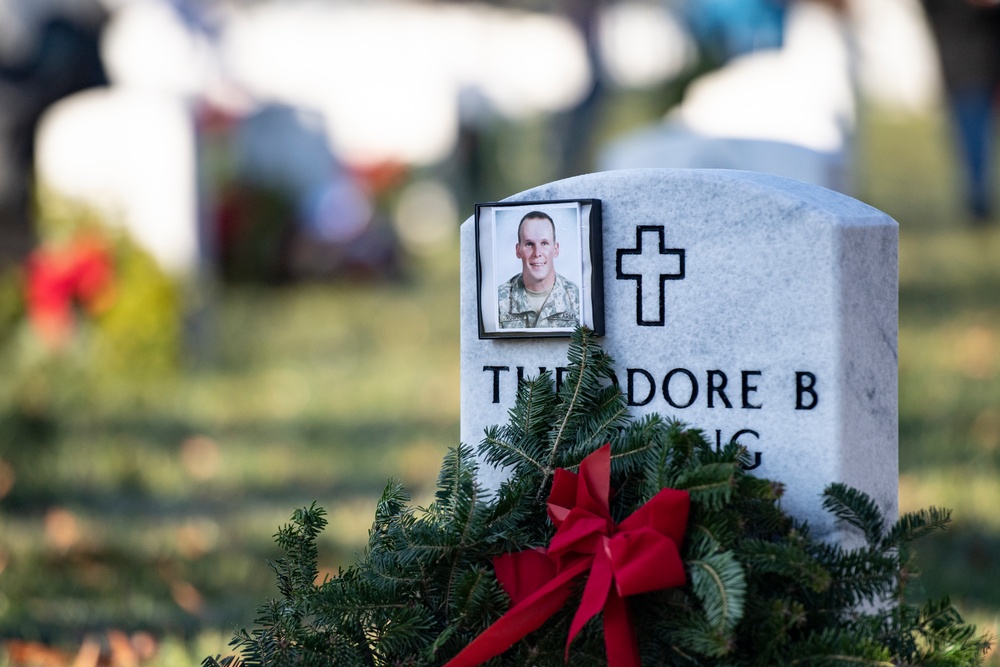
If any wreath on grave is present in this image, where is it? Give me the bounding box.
[206,328,991,667]
[2,189,182,375]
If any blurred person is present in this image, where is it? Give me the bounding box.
[498,211,580,330]
[921,0,1000,222]
[604,0,855,194]
[679,0,851,67]
[0,0,107,267]
[680,0,789,64]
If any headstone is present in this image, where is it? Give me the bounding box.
[460,169,897,542]
[35,87,201,276]
[599,1,857,196]
[598,124,850,195]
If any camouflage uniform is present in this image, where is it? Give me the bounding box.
[498,272,580,329]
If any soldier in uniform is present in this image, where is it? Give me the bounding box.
[498,210,580,329]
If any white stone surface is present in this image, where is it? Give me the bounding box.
[35,87,200,275]
[460,169,897,540]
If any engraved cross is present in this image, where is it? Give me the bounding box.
[616,225,685,326]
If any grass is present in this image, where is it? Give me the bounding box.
[859,105,1000,657]
[0,252,460,664]
[2,101,1000,665]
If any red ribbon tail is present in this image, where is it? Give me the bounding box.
[603,588,641,667]
[565,544,613,659]
[442,559,590,667]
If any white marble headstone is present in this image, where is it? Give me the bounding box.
[35,87,200,276]
[460,169,897,540]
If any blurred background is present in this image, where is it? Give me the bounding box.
[0,0,998,664]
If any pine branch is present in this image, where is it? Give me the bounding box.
[572,385,630,453]
[668,612,734,658]
[546,327,596,469]
[637,416,686,497]
[509,372,558,441]
[434,446,484,623]
[210,326,992,667]
[480,425,547,478]
[739,539,832,594]
[785,628,895,666]
[822,483,886,545]
[883,507,951,549]
[822,546,898,608]
[675,462,739,511]
[688,516,735,555]
[791,654,894,666]
[689,551,747,633]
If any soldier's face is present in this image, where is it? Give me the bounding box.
[516,218,559,286]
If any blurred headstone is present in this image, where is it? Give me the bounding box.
[599,125,850,193]
[671,1,854,154]
[34,87,201,275]
[603,0,856,194]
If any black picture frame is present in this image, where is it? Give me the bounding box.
[475,199,604,339]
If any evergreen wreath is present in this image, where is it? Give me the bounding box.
[206,328,991,666]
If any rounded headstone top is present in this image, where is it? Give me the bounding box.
[493,169,894,230]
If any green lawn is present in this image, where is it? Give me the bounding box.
[860,107,1000,658]
[0,254,461,664]
[2,103,1000,665]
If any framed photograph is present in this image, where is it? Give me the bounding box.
[475,199,603,339]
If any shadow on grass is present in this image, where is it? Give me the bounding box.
[912,523,1000,612]
[0,409,458,645]
[53,412,458,452]
[901,278,1000,323]
[901,413,1000,471]
[3,412,456,505]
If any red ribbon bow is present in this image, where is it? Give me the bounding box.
[444,444,690,667]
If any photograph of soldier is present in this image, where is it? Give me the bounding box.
[497,210,581,329]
